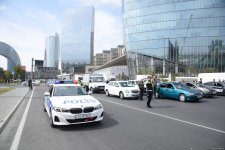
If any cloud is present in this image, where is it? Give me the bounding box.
[0,20,46,71]
[0,5,8,12]
[94,10,123,53]
[25,12,37,20]
[59,0,121,7]
[42,11,57,21]
[80,0,122,6]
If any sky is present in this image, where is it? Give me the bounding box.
[0,0,123,71]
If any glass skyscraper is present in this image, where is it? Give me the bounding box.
[122,0,225,77]
[44,33,60,70]
[61,6,94,71]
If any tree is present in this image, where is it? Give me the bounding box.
[4,70,11,79]
[13,65,22,79]
[0,67,4,80]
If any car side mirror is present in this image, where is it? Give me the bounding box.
[44,92,50,96]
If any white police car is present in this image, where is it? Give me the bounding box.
[43,83,104,127]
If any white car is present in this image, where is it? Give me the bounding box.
[105,81,140,99]
[43,84,104,127]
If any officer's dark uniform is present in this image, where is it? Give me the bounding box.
[145,79,153,108]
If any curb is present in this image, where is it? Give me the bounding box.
[0,90,29,134]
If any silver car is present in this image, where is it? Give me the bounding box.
[183,82,217,97]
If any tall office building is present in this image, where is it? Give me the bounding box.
[61,6,95,72]
[123,0,225,75]
[44,33,60,70]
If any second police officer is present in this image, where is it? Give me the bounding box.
[145,76,153,108]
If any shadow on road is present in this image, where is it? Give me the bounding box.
[56,112,119,131]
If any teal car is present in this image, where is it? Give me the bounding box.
[156,82,203,102]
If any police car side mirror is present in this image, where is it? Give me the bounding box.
[44,92,50,96]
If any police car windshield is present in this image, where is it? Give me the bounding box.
[53,86,87,96]
[119,82,135,87]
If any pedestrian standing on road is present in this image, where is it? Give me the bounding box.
[199,78,203,84]
[145,77,153,108]
[213,79,216,86]
[28,78,33,90]
[138,80,144,100]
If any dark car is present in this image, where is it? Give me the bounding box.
[183,82,217,97]
[203,82,225,96]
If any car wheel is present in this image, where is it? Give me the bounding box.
[179,94,186,102]
[119,92,124,99]
[106,90,110,96]
[49,109,56,128]
[155,92,160,98]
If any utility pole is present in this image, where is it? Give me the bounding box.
[31,58,34,79]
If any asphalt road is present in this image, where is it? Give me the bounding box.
[0,86,225,150]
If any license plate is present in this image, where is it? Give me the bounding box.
[75,113,91,119]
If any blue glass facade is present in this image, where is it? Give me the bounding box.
[123,0,225,75]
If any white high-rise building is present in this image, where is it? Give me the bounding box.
[44,33,61,70]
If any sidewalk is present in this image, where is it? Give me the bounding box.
[0,87,29,133]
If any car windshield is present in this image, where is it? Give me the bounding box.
[53,86,87,96]
[173,82,187,89]
[119,82,135,87]
[91,77,104,82]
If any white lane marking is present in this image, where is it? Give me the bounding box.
[10,88,34,150]
[96,97,225,134]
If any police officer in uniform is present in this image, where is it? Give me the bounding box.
[145,77,153,108]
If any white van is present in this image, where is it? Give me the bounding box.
[198,73,225,83]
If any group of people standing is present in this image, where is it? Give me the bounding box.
[138,75,158,108]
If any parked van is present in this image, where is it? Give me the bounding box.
[198,73,225,83]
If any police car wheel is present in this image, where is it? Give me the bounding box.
[119,92,124,99]
[49,109,56,128]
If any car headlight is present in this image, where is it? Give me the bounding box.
[94,104,103,110]
[202,89,209,93]
[53,107,70,113]
[124,90,130,93]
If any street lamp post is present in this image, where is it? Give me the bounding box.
[31,58,34,79]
